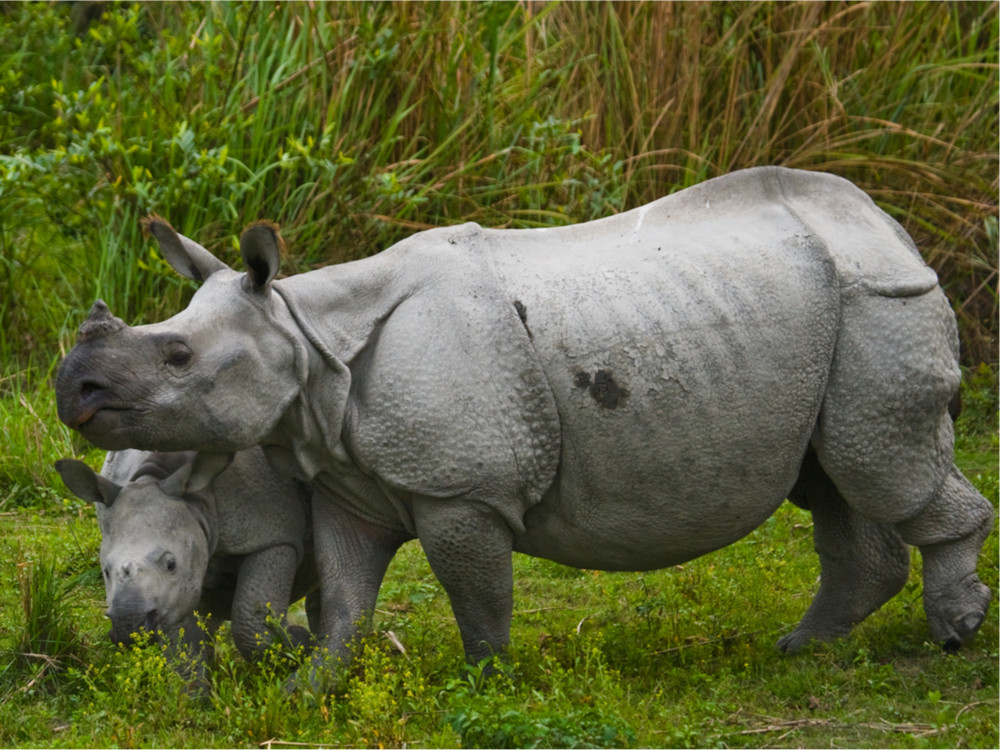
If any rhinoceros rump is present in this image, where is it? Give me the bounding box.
[56,167,993,675]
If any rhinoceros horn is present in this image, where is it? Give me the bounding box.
[78,300,126,342]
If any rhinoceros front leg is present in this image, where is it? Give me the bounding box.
[229,544,310,660]
[301,494,408,688]
[163,612,218,691]
[412,496,514,665]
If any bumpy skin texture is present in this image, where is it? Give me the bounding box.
[55,167,994,676]
[56,448,317,663]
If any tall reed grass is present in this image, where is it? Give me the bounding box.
[1,1,995,363]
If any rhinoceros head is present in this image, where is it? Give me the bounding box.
[56,219,300,453]
[55,453,229,645]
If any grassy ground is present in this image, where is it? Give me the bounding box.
[0,380,996,748]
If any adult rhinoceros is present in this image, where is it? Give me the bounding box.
[56,167,993,675]
[55,448,318,664]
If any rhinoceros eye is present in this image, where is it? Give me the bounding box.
[163,343,192,369]
[161,553,177,573]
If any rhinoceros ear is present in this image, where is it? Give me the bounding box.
[54,459,122,507]
[239,221,283,291]
[159,452,233,498]
[143,216,230,283]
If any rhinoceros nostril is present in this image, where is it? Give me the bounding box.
[80,381,106,400]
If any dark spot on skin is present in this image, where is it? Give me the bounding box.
[574,369,629,409]
[513,300,532,339]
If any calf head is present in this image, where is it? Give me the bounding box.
[56,220,298,453]
[55,453,230,645]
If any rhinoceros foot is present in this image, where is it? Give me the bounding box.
[925,575,991,653]
[776,623,852,654]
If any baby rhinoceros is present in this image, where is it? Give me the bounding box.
[55,448,318,664]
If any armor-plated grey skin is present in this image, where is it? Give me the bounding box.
[55,448,318,663]
[56,167,993,677]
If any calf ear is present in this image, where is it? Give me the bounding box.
[239,221,283,291]
[54,459,122,507]
[159,452,233,497]
[186,452,234,494]
[143,216,230,283]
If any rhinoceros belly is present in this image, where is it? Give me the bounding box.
[485,203,839,570]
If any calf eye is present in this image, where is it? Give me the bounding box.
[163,555,177,573]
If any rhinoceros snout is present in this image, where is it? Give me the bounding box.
[107,608,160,646]
[55,300,130,433]
[56,365,111,430]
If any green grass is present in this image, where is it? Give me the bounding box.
[0,375,996,747]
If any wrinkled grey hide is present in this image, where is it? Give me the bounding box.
[55,448,317,663]
[56,167,994,676]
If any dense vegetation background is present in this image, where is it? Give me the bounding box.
[2,1,997,367]
[0,2,996,747]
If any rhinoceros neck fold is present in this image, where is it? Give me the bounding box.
[264,280,414,532]
[178,489,220,557]
[272,283,349,375]
[265,283,353,464]
[271,255,410,369]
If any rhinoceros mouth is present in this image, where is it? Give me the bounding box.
[77,405,127,428]
[75,404,136,441]
[57,371,134,432]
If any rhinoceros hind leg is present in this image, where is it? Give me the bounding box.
[780,449,910,653]
[812,289,993,650]
[898,466,993,650]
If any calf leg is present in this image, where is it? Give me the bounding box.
[230,544,308,660]
[412,496,514,665]
[780,449,910,652]
[305,590,321,634]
